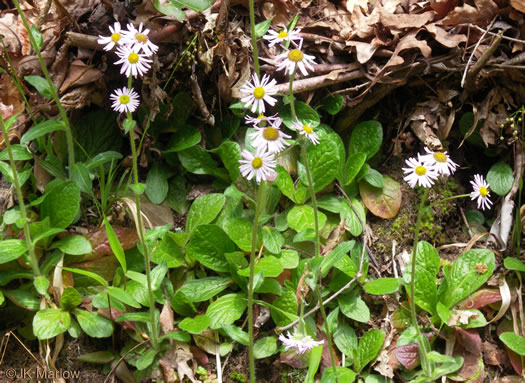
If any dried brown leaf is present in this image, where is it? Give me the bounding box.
[160,341,201,383]
[425,23,468,48]
[59,60,102,93]
[442,0,498,27]
[380,9,435,29]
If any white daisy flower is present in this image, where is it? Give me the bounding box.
[292,119,320,145]
[470,174,492,210]
[249,118,291,153]
[263,26,303,47]
[97,22,124,51]
[275,40,316,77]
[110,87,140,113]
[245,113,280,127]
[402,155,439,188]
[240,74,278,114]
[114,45,152,78]
[421,147,458,176]
[239,149,277,183]
[122,23,159,57]
[279,330,324,354]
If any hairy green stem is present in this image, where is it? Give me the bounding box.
[13,0,75,173]
[248,0,260,77]
[248,182,266,383]
[302,146,320,258]
[0,117,40,277]
[410,188,431,375]
[288,69,297,119]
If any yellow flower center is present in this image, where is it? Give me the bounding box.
[415,166,427,176]
[128,52,139,64]
[262,127,279,141]
[479,186,489,197]
[288,49,304,63]
[302,124,313,134]
[257,113,265,120]
[278,30,289,39]
[111,33,121,43]
[253,86,265,99]
[252,157,263,169]
[135,33,148,43]
[433,152,447,163]
[119,95,130,104]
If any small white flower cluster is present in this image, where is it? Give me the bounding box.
[279,329,324,354]
[402,147,492,210]
[239,24,319,183]
[98,22,159,114]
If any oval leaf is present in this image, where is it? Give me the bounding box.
[360,176,401,219]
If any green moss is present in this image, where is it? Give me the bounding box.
[231,371,247,383]
[281,368,307,383]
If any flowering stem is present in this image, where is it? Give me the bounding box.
[0,116,40,277]
[248,181,266,383]
[410,188,432,376]
[13,0,75,174]
[289,69,297,119]
[424,193,470,211]
[248,0,260,77]
[301,145,320,258]
[126,77,159,350]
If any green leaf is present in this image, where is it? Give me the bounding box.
[153,0,185,20]
[170,0,213,12]
[187,225,237,272]
[166,176,189,214]
[151,232,185,268]
[0,239,26,264]
[136,348,157,370]
[161,331,191,343]
[271,291,298,327]
[354,329,385,372]
[34,275,49,297]
[150,261,168,291]
[321,367,356,383]
[340,198,366,237]
[287,205,327,232]
[255,18,273,38]
[0,144,32,161]
[206,293,247,329]
[439,249,495,308]
[499,332,525,356]
[21,119,66,144]
[104,216,126,272]
[115,312,151,322]
[70,163,92,194]
[280,101,320,129]
[62,267,108,287]
[186,193,226,233]
[106,286,141,308]
[338,290,370,323]
[412,241,441,315]
[85,151,122,170]
[320,94,344,115]
[178,145,216,175]
[487,161,514,196]
[239,256,284,278]
[130,183,146,195]
[363,168,384,188]
[41,181,80,229]
[364,278,400,295]
[30,25,43,50]
[262,226,284,254]
[179,315,211,334]
[33,309,70,339]
[334,323,357,359]
[343,152,366,185]
[60,286,82,310]
[74,309,113,338]
[146,163,169,204]
[254,336,278,359]
[360,176,402,219]
[213,140,241,181]
[24,75,55,99]
[321,241,355,278]
[275,165,296,202]
[223,218,252,252]
[164,125,201,152]
[301,130,342,192]
[348,120,383,159]
[178,277,232,302]
[305,345,324,383]
[76,351,115,364]
[51,236,92,255]
[504,257,525,272]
